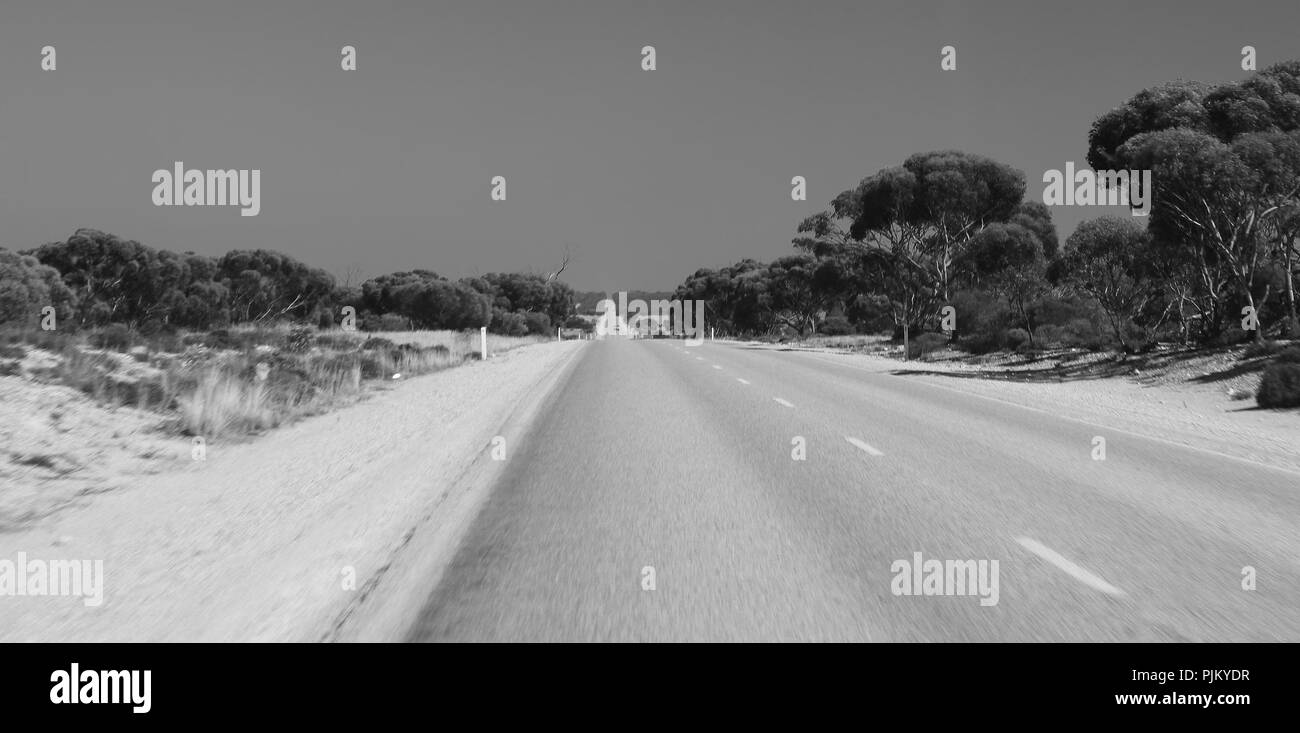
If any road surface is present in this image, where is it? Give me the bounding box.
[407,338,1300,642]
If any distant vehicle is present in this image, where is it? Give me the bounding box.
[629,314,672,339]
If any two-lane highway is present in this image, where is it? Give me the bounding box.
[407,338,1300,642]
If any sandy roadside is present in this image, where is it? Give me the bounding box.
[0,340,586,642]
[763,345,1300,476]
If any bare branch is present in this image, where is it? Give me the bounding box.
[546,245,572,282]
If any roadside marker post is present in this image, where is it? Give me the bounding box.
[481,326,487,360]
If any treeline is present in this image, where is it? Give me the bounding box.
[572,291,674,315]
[0,228,575,336]
[674,61,1300,353]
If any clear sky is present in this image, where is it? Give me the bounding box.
[1,0,1297,291]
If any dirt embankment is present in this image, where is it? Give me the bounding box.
[0,340,584,642]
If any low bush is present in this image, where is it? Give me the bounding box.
[379,313,409,331]
[283,326,316,353]
[361,337,398,352]
[819,316,855,336]
[1004,328,1031,349]
[1257,362,1300,408]
[145,330,185,354]
[491,310,528,337]
[178,371,277,436]
[1242,340,1280,359]
[907,332,949,360]
[1212,327,1251,347]
[90,324,135,352]
[1034,318,1103,350]
[314,333,363,351]
[1275,345,1300,364]
[522,311,551,336]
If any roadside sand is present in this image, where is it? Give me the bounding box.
[0,340,584,642]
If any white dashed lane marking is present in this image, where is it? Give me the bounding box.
[736,378,750,385]
[844,437,884,456]
[1015,537,1126,597]
[773,398,795,408]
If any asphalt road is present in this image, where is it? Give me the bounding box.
[407,338,1300,642]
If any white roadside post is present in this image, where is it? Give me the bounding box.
[480,326,487,360]
[557,327,561,342]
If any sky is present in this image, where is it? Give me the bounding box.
[1,0,1297,292]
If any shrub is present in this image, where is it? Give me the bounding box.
[1004,328,1031,349]
[146,330,185,354]
[0,344,26,359]
[359,313,385,332]
[1032,324,1065,349]
[1062,318,1104,350]
[819,316,855,336]
[1257,363,1300,408]
[379,313,409,331]
[950,289,1011,342]
[1275,346,1300,364]
[1033,318,1100,350]
[314,333,362,351]
[201,328,234,350]
[1281,317,1300,339]
[284,326,316,353]
[1212,327,1251,347]
[521,311,551,335]
[91,324,135,352]
[490,309,528,337]
[1242,340,1280,359]
[0,249,74,326]
[845,294,895,334]
[361,337,397,352]
[0,326,76,352]
[907,332,949,360]
[178,371,276,436]
[957,330,1003,355]
[245,356,315,407]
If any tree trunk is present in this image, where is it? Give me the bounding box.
[1285,238,1297,331]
